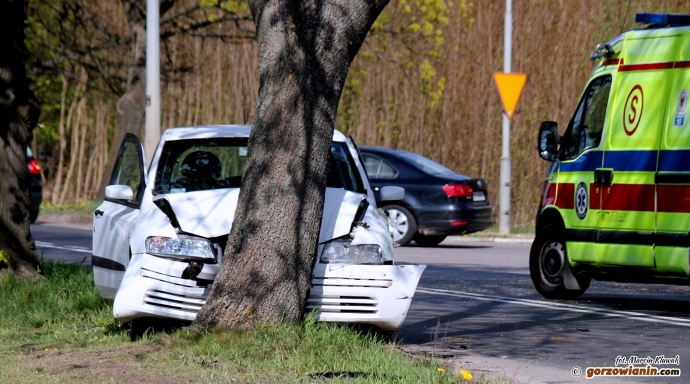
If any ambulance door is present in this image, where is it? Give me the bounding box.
[557,75,610,264]
[655,67,690,276]
[599,55,669,267]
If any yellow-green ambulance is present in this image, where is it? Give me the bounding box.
[534,13,690,298]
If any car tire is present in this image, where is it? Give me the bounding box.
[413,234,446,247]
[30,209,39,224]
[382,205,417,246]
[529,231,590,300]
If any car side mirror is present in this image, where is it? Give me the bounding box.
[379,186,405,201]
[538,121,560,161]
[105,185,134,200]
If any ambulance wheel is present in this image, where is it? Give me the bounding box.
[530,234,590,300]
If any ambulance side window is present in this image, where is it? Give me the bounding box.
[563,75,612,160]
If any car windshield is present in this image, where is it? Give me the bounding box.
[154,138,363,194]
[397,151,454,176]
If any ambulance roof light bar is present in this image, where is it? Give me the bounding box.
[635,13,690,27]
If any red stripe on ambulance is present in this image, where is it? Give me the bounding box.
[618,61,690,72]
[602,184,655,211]
[589,184,601,210]
[555,183,575,209]
[658,185,690,213]
[602,58,623,66]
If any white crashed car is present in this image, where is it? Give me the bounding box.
[92,125,425,332]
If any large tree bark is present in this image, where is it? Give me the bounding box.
[195,0,388,328]
[97,0,147,200]
[0,0,41,278]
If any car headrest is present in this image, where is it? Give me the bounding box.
[180,151,222,179]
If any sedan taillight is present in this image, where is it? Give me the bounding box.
[28,159,41,175]
[442,183,473,198]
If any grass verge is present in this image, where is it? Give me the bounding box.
[0,261,476,383]
[39,200,101,215]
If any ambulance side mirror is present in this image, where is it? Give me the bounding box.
[538,121,560,161]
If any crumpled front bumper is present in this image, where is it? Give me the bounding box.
[307,263,425,331]
[113,254,425,331]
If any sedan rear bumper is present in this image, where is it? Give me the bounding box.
[416,203,493,235]
[113,253,425,331]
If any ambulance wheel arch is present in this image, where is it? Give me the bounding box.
[531,208,591,299]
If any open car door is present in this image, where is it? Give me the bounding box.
[92,133,147,298]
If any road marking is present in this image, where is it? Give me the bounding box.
[417,287,690,327]
[35,241,91,254]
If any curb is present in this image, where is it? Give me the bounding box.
[443,235,534,244]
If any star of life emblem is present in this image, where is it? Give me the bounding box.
[576,182,588,220]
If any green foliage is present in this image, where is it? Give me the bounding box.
[199,0,248,15]
[338,0,474,139]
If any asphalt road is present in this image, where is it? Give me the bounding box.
[30,223,690,383]
[395,242,690,382]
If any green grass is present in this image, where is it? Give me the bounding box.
[0,261,479,383]
[39,200,101,214]
[0,261,121,346]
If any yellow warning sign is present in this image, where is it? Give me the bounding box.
[493,73,527,119]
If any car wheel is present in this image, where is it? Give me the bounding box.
[383,205,417,246]
[29,209,39,224]
[413,234,446,247]
[529,232,590,300]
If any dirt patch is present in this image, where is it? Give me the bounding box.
[21,343,188,383]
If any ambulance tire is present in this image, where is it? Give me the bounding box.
[530,234,590,300]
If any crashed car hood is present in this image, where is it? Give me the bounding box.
[161,187,364,243]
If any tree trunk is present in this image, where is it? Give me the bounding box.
[97,0,147,200]
[195,0,388,328]
[0,0,41,278]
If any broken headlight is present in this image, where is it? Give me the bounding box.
[320,239,383,265]
[145,235,216,262]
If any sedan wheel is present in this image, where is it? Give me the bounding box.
[383,205,417,246]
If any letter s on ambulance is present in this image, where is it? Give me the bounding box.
[532,13,690,299]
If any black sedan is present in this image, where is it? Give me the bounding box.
[359,146,492,246]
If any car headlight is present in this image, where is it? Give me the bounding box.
[320,239,383,265]
[145,235,216,262]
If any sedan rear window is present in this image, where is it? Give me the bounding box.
[154,139,364,194]
[397,151,454,176]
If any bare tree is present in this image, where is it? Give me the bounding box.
[97,0,255,199]
[0,0,41,278]
[195,0,389,327]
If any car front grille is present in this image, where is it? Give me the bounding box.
[306,295,379,313]
[310,277,392,288]
[143,290,206,313]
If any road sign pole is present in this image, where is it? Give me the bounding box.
[145,0,161,167]
[499,0,512,235]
